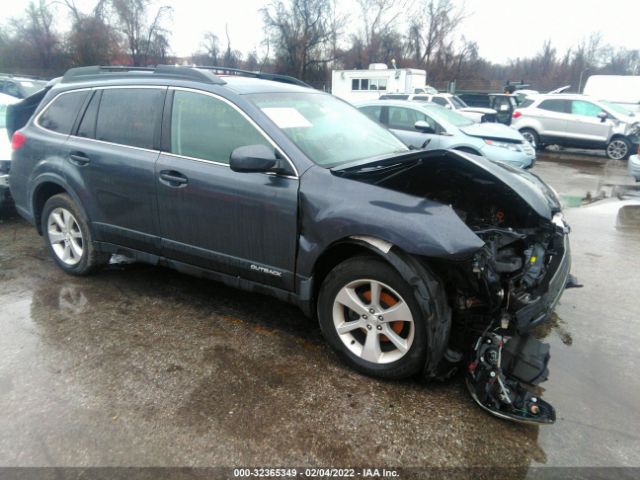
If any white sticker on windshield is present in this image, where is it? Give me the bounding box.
[262,107,312,129]
[20,81,35,87]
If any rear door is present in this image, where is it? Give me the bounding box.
[155,88,299,290]
[64,86,165,252]
[533,99,571,138]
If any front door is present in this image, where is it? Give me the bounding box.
[566,100,612,145]
[156,89,299,290]
[385,105,441,149]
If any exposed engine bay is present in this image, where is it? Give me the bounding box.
[336,150,576,424]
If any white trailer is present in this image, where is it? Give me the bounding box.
[583,75,640,113]
[331,64,429,103]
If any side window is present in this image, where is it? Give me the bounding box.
[38,91,88,134]
[538,99,568,113]
[170,90,270,164]
[76,90,101,138]
[413,95,429,101]
[96,88,163,149]
[431,96,448,107]
[571,100,603,117]
[388,107,424,130]
[360,105,382,123]
[377,79,387,91]
[351,79,359,91]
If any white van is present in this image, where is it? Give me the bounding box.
[583,75,640,114]
[331,64,433,103]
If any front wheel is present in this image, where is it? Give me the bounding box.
[41,193,108,275]
[317,256,428,379]
[606,137,631,160]
[520,128,540,150]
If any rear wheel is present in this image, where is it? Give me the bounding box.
[520,128,540,150]
[41,193,108,275]
[606,137,631,160]
[317,256,428,379]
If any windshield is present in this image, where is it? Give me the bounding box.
[601,100,635,117]
[249,92,407,167]
[424,104,474,127]
[451,96,468,108]
[19,80,46,97]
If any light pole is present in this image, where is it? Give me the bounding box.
[578,67,590,94]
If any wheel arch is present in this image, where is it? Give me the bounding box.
[31,176,84,235]
[309,235,452,379]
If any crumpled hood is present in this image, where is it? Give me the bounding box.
[452,150,561,219]
[460,123,525,142]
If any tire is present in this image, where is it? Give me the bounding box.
[41,193,108,275]
[606,137,631,160]
[317,256,429,379]
[519,128,540,150]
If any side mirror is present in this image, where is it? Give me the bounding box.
[597,111,608,123]
[414,120,435,134]
[445,104,452,109]
[230,144,277,173]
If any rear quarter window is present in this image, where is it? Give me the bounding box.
[38,91,88,134]
[95,88,164,149]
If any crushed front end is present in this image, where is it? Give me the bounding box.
[456,214,571,424]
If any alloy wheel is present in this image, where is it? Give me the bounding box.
[332,279,415,364]
[607,140,628,160]
[522,131,537,149]
[47,207,84,266]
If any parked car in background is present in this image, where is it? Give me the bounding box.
[9,65,570,424]
[357,100,535,168]
[0,75,47,99]
[379,92,497,123]
[0,92,19,210]
[512,94,640,160]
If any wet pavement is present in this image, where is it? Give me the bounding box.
[0,154,639,471]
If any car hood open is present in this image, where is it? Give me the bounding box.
[459,123,524,142]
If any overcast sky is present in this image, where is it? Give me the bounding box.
[4,0,639,64]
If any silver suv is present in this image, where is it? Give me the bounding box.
[512,94,639,160]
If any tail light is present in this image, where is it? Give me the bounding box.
[512,110,522,119]
[11,131,26,151]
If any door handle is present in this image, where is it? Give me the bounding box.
[159,170,188,187]
[68,152,90,166]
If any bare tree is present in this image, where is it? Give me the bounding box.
[62,0,119,65]
[406,0,466,68]
[262,0,342,80]
[111,0,172,66]
[353,0,407,66]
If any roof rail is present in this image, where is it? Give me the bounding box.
[58,64,310,88]
[60,65,227,85]
[192,66,311,88]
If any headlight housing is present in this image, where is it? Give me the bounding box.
[483,139,522,152]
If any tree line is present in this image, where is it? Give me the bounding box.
[1,0,638,93]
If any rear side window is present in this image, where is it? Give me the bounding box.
[519,98,534,108]
[76,91,100,138]
[538,99,568,113]
[170,91,270,164]
[359,105,382,122]
[38,91,88,134]
[431,96,448,107]
[95,88,163,149]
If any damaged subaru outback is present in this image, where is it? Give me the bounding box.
[9,66,576,424]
